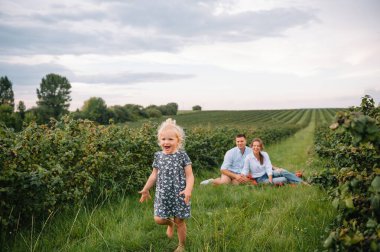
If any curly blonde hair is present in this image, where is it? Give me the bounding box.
[157,118,185,149]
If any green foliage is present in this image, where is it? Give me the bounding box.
[108,105,133,123]
[17,101,26,120]
[0,104,15,129]
[36,73,72,122]
[0,76,15,109]
[158,102,178,115]
[145,107,162,118]
[80,97,110,124]
[192,105,202,111]
[0,115,301,233]
[311,95,380,251]
[0,118,154,232]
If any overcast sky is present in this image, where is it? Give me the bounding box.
[1,0,379,110]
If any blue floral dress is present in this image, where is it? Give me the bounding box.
[153,150,192,219]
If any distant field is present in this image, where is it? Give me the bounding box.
[126,108,339,128]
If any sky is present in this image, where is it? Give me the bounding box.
[1,0,379,111]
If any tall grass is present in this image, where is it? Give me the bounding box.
[6,110,336,251]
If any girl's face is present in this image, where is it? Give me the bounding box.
[159,129,180,154]
[251,141,262,155]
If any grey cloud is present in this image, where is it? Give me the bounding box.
[0,62,74,87]
[0,0,317,55]
[0,62,195,87]
[363,89,380,104]
[75,72,195,84]
[112,2,316,39]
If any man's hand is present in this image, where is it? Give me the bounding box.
[235,174,250,183]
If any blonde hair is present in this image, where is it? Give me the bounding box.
[157,118,185,149]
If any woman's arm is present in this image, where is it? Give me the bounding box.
[139,168,158,203]
[263,152,274,183]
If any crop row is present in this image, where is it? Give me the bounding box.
[128,108,338,129]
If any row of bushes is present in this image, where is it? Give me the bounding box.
[0,117,302,233]
[310,96,380,251]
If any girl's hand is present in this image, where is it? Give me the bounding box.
[179,189,192,205]
[138,190,151,203]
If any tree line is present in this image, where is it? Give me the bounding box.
[0,74,202,131]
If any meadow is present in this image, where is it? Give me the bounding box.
[1,108,340,251]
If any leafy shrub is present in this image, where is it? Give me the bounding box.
[311,95,380,251]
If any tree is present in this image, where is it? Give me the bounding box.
[124,104,147,119]
[158,102,178,115]
[36,73,71,120]
[145,107,162,118]
[17,101,26,120]
[109,105,132,123]
[192,105,202,111]
[0,104,15,128]
[0,76,15,110]
[81,97,109,124]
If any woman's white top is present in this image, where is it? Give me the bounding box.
[241,151,272,178]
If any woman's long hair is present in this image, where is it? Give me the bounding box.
[251,138,264,165]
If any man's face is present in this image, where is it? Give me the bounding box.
[235,137,247,150]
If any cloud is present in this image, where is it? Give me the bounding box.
[74,72,195,84]
[0,62,73,86]
[363,88,380,104]
[0,0,317,55]
[0,62,195,87]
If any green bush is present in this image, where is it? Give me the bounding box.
[311,95,380,251]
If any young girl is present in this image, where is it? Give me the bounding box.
[139,118,194,252]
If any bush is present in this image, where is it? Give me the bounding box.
[311,95,380,251]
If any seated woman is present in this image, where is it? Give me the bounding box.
[241,138,287,184]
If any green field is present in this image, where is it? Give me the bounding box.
[127,108,338,128]
[3,109,339,251]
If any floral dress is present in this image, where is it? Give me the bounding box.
[153,150,192,219]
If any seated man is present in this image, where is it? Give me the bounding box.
[200,134,252,185]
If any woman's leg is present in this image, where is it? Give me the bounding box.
[273,169,303,183]
[154,216,175,238]
[256,174,286,184]
[272,176,287,184]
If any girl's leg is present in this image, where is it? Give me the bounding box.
[174,217,186,248]
[154,216,175,238]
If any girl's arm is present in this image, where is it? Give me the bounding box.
[179,164,194,205]
[139,168,158,203]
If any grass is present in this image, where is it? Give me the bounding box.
[6,110,336,251]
